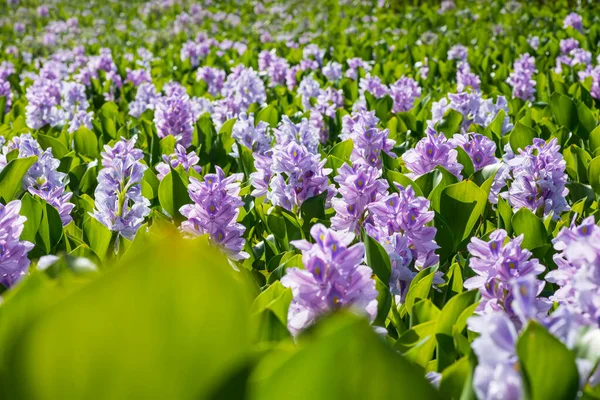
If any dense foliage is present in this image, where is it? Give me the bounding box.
[1,0,600,398]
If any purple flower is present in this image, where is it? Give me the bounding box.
[450,133,498,171]
[1,134,74,225]
[314,87,344,118]
[340,110,396,169]
[456,62,481,92]
[560,38,579,55]
[37,5,49,17]
[13,23,25,34]
[179,167,248,261]
[129,82,160,118]
[180,40,210,68]
[448,44,468,61]
[91,136,150,240]
[528,36,540,50]
[548,217,600,325]
[298,75,321,110]
[402,127,463,179]
[154,89,195,148]
[250,150,273,198]
[266,142,334,212]
[360,75,388,99]
[281,224,378,336]
[468,312,523,400]
[25,78,64,129]
[61,81,89,120]
[0,79,12,114]
[465,229,549,324]
[196,66,225,96]
[155,144,202,181]
[346,57,371,80]
[69,110,94,133]
[496,138,569,219]
[564,12,583,32]
[0,200,34,288]
[274,115,320,154]
[322,61,342,81]
[302,44,325,66]
[231,112,272,157]
[331,163,389,233]
[507,53,536,101]
[125,68,152,87]
[438,0,455,13]
[389,77,421,113]
[367,184,439,274]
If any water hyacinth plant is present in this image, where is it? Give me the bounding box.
[0,1,600,399]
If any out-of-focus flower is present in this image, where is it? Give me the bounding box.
[281,224,378,336]
[231,112,271,157]
[129,82,160,118]
[456,62,481,92]
[448,44,468,61]
[507,53,536,101]
[564,12,583,32]
[196,66,225,96]
[273,115,320,154]
[389,76,421,112]
[322,61,343,81]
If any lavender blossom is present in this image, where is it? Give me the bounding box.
[0,200,34,288]
[155,144,202,181]
[340,110,396,169]
[465,229,549,324]
[1,134,74,225]
[129,82,160,118]
[231,112,272,157]
[91,136,150,240]
[448,44,468,61]
[389,77,421,113]
[125,68,152,87]
[179,167,248,261]
[402,127,463,179]
[273,115,320,153]
[281,224,378,336]
[331,163,389,233]
[450,133,498,171]
[322,61,342,81]
[196,66,225,96]
[154,88,195,148]
[457,62,481,92]
[507,53,536,101]
[360,75,388,99]
[25,78,64,129]
[267,142,334,212]
[564,12,583,32]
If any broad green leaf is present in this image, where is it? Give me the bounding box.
[512,208,547,250]
[517,321,579,400]
[440,181,487,250]
[158,168,191,222]
[256,104,280,127]
[73,127,99,159]
[589,156,600,195]
[19,193,43,243]
[327,139,353,162]
[0,156,36,202]
[550,92,577,132]
[250,313,441,400]
[436,109,463,137]
[35,202,64,255]
[363,232,392,286]
[509,122,537,153]
[82,217,113,261]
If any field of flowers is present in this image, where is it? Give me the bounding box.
[0,0,600,398]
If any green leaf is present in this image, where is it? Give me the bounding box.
[563,145,592,183]
[577,101,596,139]
[436,109,463,137]
[250,281,292,342]
[439,357,475,400]
[509,122,537,153]
[363,232,392,285]
[0,156,37,202]
[512,208,547,250]
[3,234,254,400]
[455,147,474,178]
[327,140,353,162]
[589,125,600,155]
[439,181,487,250]
[300,191,327,230]
[517,321,579,400]
[98,102,120,139]
[588,156,600,195]
[158,168,191,222]
[37,134,70,159]
[35,202,64,254]
[250,313,442,400]
[82,217,113,261]
[386,169,424,197]
[73,127,99,158]
[19,193,43,243]
[404,267,437,318]
[550,92,577,132]
[256,104,280,127]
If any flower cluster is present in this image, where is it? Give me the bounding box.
[180,167,248,261]
[154,86,195,148]
[367,184,440,296]
[402,127,463,179]
[465,229,549,324]
[196,66,225,96]
[0,200,34,288]
[1,134,74,225]
[507,53,536,101]
[389,77,421,113]
[91,136,151,240]
[450,133,498,171]
[231,112,272,157]
[129,82,160,118]
[155,144,202,181]
[331,163,389,233]
[340,111,395,169]
[273,115,320,154]
[25,77,63,129]
[494,138,569,219]
[281,224,378,336]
